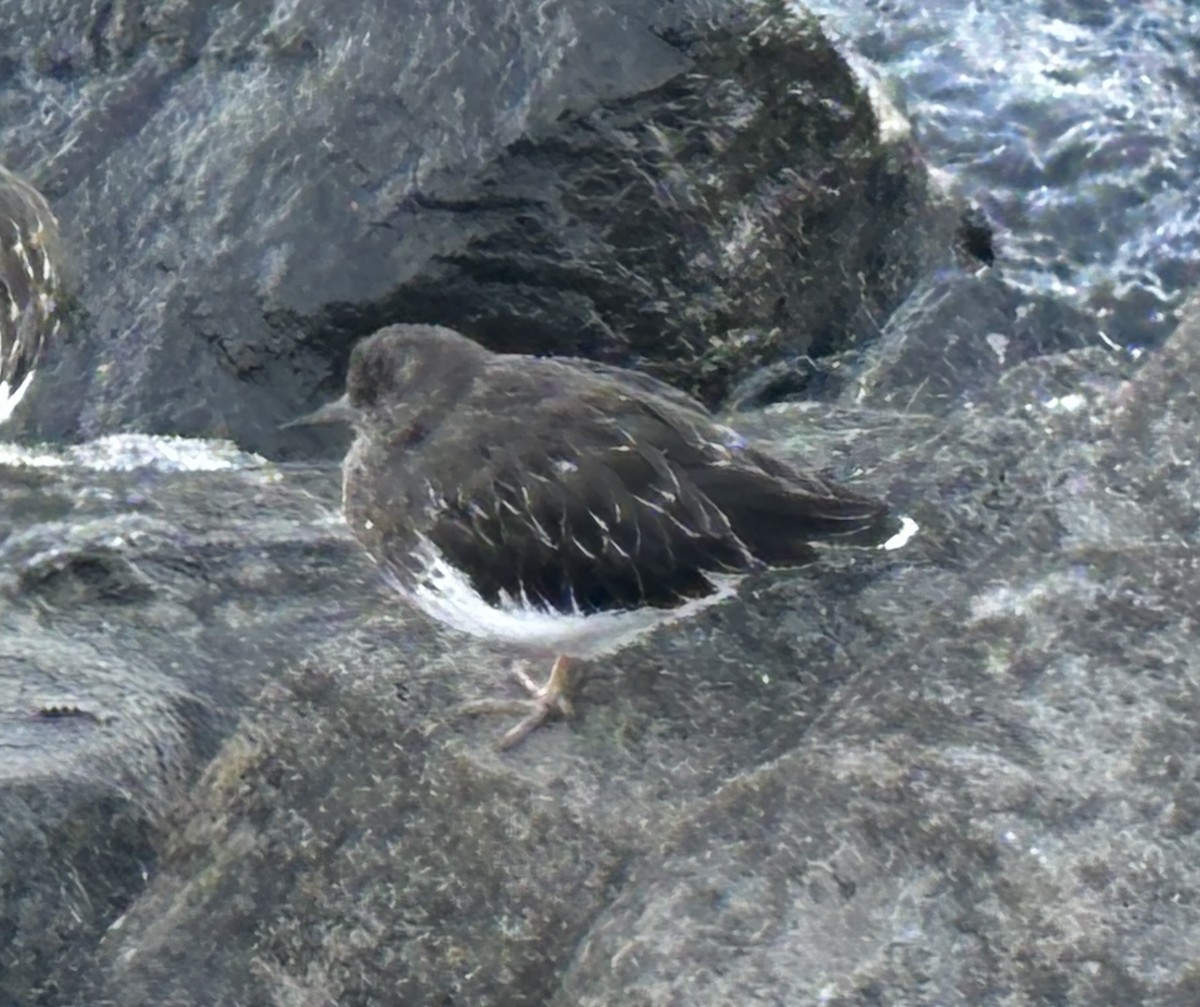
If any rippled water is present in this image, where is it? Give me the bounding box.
[801,0,1200,350]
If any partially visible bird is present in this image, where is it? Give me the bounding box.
[0,165,64,423]
[289,324,895,748]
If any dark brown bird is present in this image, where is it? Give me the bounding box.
[291,324,895,747]
[0,165,63,422]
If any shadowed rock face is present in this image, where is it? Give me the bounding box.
[0,0,959,455]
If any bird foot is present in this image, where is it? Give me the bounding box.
[458,655,573,750]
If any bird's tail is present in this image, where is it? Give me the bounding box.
[690,454,898,565]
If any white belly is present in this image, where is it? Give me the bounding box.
[385,536,742,659]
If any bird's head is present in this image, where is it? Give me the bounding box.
[282,324,489,433]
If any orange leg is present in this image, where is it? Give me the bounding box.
[458,654,575,750]
[500,654,573,749]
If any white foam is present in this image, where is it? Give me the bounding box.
[0,433,268,473]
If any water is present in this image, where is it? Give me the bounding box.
[801,0,1200,350]
[0,432,267,472]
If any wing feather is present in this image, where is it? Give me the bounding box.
[381,359,888,615]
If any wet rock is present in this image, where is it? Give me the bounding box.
[0,0,961,455]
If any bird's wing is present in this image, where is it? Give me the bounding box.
[384,361,889,614]
[409,385,762,615]
[562,358,718,417]
[607,388,891,557]
[0,168,60,390]
[683,441,891,550]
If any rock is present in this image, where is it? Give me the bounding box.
[0,437,378,1005]
[0,0,962,455]
[61,295,1199,1007]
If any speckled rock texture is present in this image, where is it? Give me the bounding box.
[0,445,376,1005]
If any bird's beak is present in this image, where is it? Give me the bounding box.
[280,394,360,430]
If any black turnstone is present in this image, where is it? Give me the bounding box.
[0,165,63,422]
[290,324,897,748]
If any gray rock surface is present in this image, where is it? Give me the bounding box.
[62,290,1199,1007]
[0,440,378,1005]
